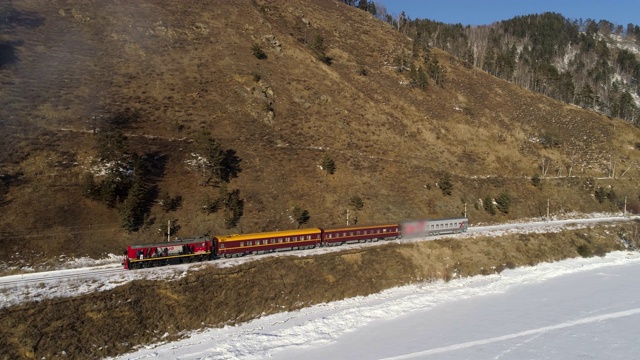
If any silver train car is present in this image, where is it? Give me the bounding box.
[401,217,468,239]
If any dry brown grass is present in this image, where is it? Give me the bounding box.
[2,0,640,267]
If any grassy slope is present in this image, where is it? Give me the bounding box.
[1,0,640,265]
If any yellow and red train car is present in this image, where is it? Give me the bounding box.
[215,228,322,257]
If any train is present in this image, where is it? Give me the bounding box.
[122,217,468,270]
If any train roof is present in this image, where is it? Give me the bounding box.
[128,237,210,249]
[402,217,468,223]
[324,224,400,232]
[215,228,322,242]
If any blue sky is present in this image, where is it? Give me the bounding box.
[375,0,639,26]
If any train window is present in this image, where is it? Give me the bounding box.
[270,239,275,244]
[286,237,290,242]
[263,240,267,245]
[220,244,225,249]
[293,236,297,241]
[240,242,245,247]
[278,238,283,243]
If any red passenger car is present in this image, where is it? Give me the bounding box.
[321,224,400,246]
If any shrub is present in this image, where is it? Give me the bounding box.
[540,132,562,148]
[531,174,542,189]
[594,246,608,257]
[349,195,364,211]
[82,173,99,199]
[310,34,331,64]
[251,43,267,60]
[438,173,453,196]
[495,192,512,214]
[159,192,181,212]
[594,186,615,203]
[483,196,496,215]
[577,244,592,257]
[201,194,221,214]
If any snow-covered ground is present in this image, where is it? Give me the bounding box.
[115,250,640,360]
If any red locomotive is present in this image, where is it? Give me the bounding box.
[123,237,213,270]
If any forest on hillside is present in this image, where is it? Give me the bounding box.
[343,1,640,125]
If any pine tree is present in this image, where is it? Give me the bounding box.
[320,154,336,176]
[409,63,417,86]
[119,175,147,231]
[417,66,428,90]
[291,206,311,228]
[192,131,225,186]
[495,192,512,214]
[223,189,244,229]
[484,196,496,215]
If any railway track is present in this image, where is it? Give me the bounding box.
[0,265,123,289]
[0,215,636,304]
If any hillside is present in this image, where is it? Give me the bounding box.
[396,12,640,123]
[2,0,640,268]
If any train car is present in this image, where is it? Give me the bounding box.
[401,217,468,239]
[123,237,213,270]
[321,224,401,246]
[215,228,322,257]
